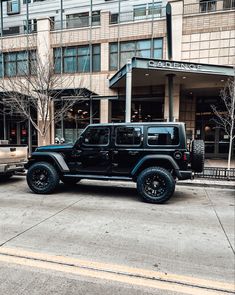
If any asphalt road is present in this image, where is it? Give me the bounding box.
[0,176,234,295]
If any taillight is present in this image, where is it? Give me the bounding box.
[183,153,187,161]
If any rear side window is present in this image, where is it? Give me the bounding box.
[83,127,109,146]
[147,127,179,146]
[116,127,142,146]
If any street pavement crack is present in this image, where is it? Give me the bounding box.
[0,197,85,248]
[204,188,235,255]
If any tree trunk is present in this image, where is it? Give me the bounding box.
[227,81,235,179]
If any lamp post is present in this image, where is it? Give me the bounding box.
[166,3,174,122]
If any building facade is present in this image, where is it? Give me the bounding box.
[0,0,234,158]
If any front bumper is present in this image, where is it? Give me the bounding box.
[0,162,27,174]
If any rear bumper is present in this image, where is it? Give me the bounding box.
[0,162,27,174]
[177,170,193,180]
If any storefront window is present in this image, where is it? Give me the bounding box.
[54,44,100,74]
[109,38,163,70]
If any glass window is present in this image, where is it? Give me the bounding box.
[116,127,142,146]
[83,127,110,145]
[64,47,77,73]
[7,0,20,15]
[54,45,100,74]
[147,127,179,146]
[4,50,35,77]
[134,4,147,19]
[92,11,101,26]
[109,38,163,70]
[92,44,101,72]
[149,2,162,16]
[0,54,3,78]
[66,12,89,29]
[78,46,90,72]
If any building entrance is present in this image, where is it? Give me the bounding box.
[196,96,227,158]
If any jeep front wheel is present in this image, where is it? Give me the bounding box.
[27,162,59,194]
[137,167,175,204]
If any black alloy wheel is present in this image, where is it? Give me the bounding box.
[137,167,175,204]
[27,162,59,194]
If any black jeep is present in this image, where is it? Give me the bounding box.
[25,123,204,204]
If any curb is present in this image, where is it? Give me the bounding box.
[178,181,235,190]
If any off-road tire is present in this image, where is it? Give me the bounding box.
[137,167,175,204]
[27,162,59,194]
[191,140,205,173]
[61,177,80,185]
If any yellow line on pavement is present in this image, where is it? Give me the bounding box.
[0,247,234,295]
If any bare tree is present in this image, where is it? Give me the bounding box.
[211,77,235,177]
[0,50,86,146]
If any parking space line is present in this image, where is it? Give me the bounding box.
[0,247,234,294]
[0,198,85,247]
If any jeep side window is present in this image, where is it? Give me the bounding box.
[83,127,110,146]
[115,127,142,146]
[147,127,179,146]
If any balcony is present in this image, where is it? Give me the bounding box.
[184,0,235,15]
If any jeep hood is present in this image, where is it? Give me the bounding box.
[36,144,74,152]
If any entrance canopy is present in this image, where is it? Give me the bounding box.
[109,57,234,91]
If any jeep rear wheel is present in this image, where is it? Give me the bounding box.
[27,162,59,194]
[61,177,80,185]
[137,167,175,204]
[191,140,205,173]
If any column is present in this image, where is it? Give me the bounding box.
[36,17,52,146]
[164,76,180,122]
[125,60,132,123]
[100,41,112,123]
[168,0,183,60]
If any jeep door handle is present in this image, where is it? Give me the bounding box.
[100,151,109,160]
[128,151,139,155]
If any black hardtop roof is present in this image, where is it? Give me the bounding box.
[88,122,185,127]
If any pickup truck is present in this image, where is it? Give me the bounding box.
[0,140,28,180]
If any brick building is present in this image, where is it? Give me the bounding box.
[0,0,234,158]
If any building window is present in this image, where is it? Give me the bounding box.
[4,50,36,77]
[92,11,101,26]
[66,10,100,29]
[109,38,163,70]
[134,2,162,20]
[7,0,20,15]
[24,19,37,33]
[54,44,101,74]
[199,0,217,12]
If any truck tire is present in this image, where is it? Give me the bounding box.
[137,167,175,204]
[27,162,59,194]
[191,140,205,173]
[61,177,80,185]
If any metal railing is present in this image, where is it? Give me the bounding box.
[184,0,235,15]
[195,167,235,180]
[109,8,166,25]
[52,14,101,31]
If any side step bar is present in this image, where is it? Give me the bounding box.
[63,174,133,181]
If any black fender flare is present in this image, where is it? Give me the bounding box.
[131,155,180,178]
[26,152,70,173]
